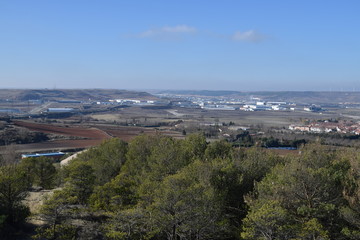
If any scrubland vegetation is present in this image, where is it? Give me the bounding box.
[0,134,360,239]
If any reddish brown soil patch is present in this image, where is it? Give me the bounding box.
[8,121,181,153]
[13,121,111,139]
[11,139,107,152]
[9,120,111,152]
[95,125,155,141]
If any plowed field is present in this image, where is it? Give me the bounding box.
[13,121,110,139]
[10,120,111,152]
[8,121,181,153]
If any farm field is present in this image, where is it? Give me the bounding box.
[1,119,182,153]
[0,100,358,156]
[90,105,346,128]
[1,89,360,156]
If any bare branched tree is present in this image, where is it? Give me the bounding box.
[0,144,19,166]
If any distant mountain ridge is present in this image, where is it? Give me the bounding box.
[157,90,242,96]
[0,89,156,101]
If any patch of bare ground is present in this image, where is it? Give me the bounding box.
[60,149,87,166]
[24,189,55,226]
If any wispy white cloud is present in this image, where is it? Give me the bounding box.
[138,25,197,38]
[129,26,267,43]
[232,30,266,43]
[161,25,197,33]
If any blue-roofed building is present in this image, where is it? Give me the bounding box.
[21,152,65,160]
[47,108,76,113]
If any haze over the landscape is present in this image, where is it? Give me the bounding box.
[1,0,359,91]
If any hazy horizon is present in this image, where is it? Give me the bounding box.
[1,1,359,91]
[2,88,360,94]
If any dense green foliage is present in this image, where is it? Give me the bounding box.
[0,164,30,238]
[6,134,357,239]
[19,156,57,189]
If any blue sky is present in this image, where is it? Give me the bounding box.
[0,0,359,91]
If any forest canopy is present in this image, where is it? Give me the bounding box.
[1,134,360,239]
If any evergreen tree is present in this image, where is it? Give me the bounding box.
[0,165,30,238]
[64,161,95,205]
[20,156,56,189]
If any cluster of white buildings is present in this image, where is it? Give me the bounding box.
[241,101,289,111]
[202,104,236,110]
[289,121,360,135]
[157,93,324,113]
[170,96,293,111]
[97,99,157,106]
